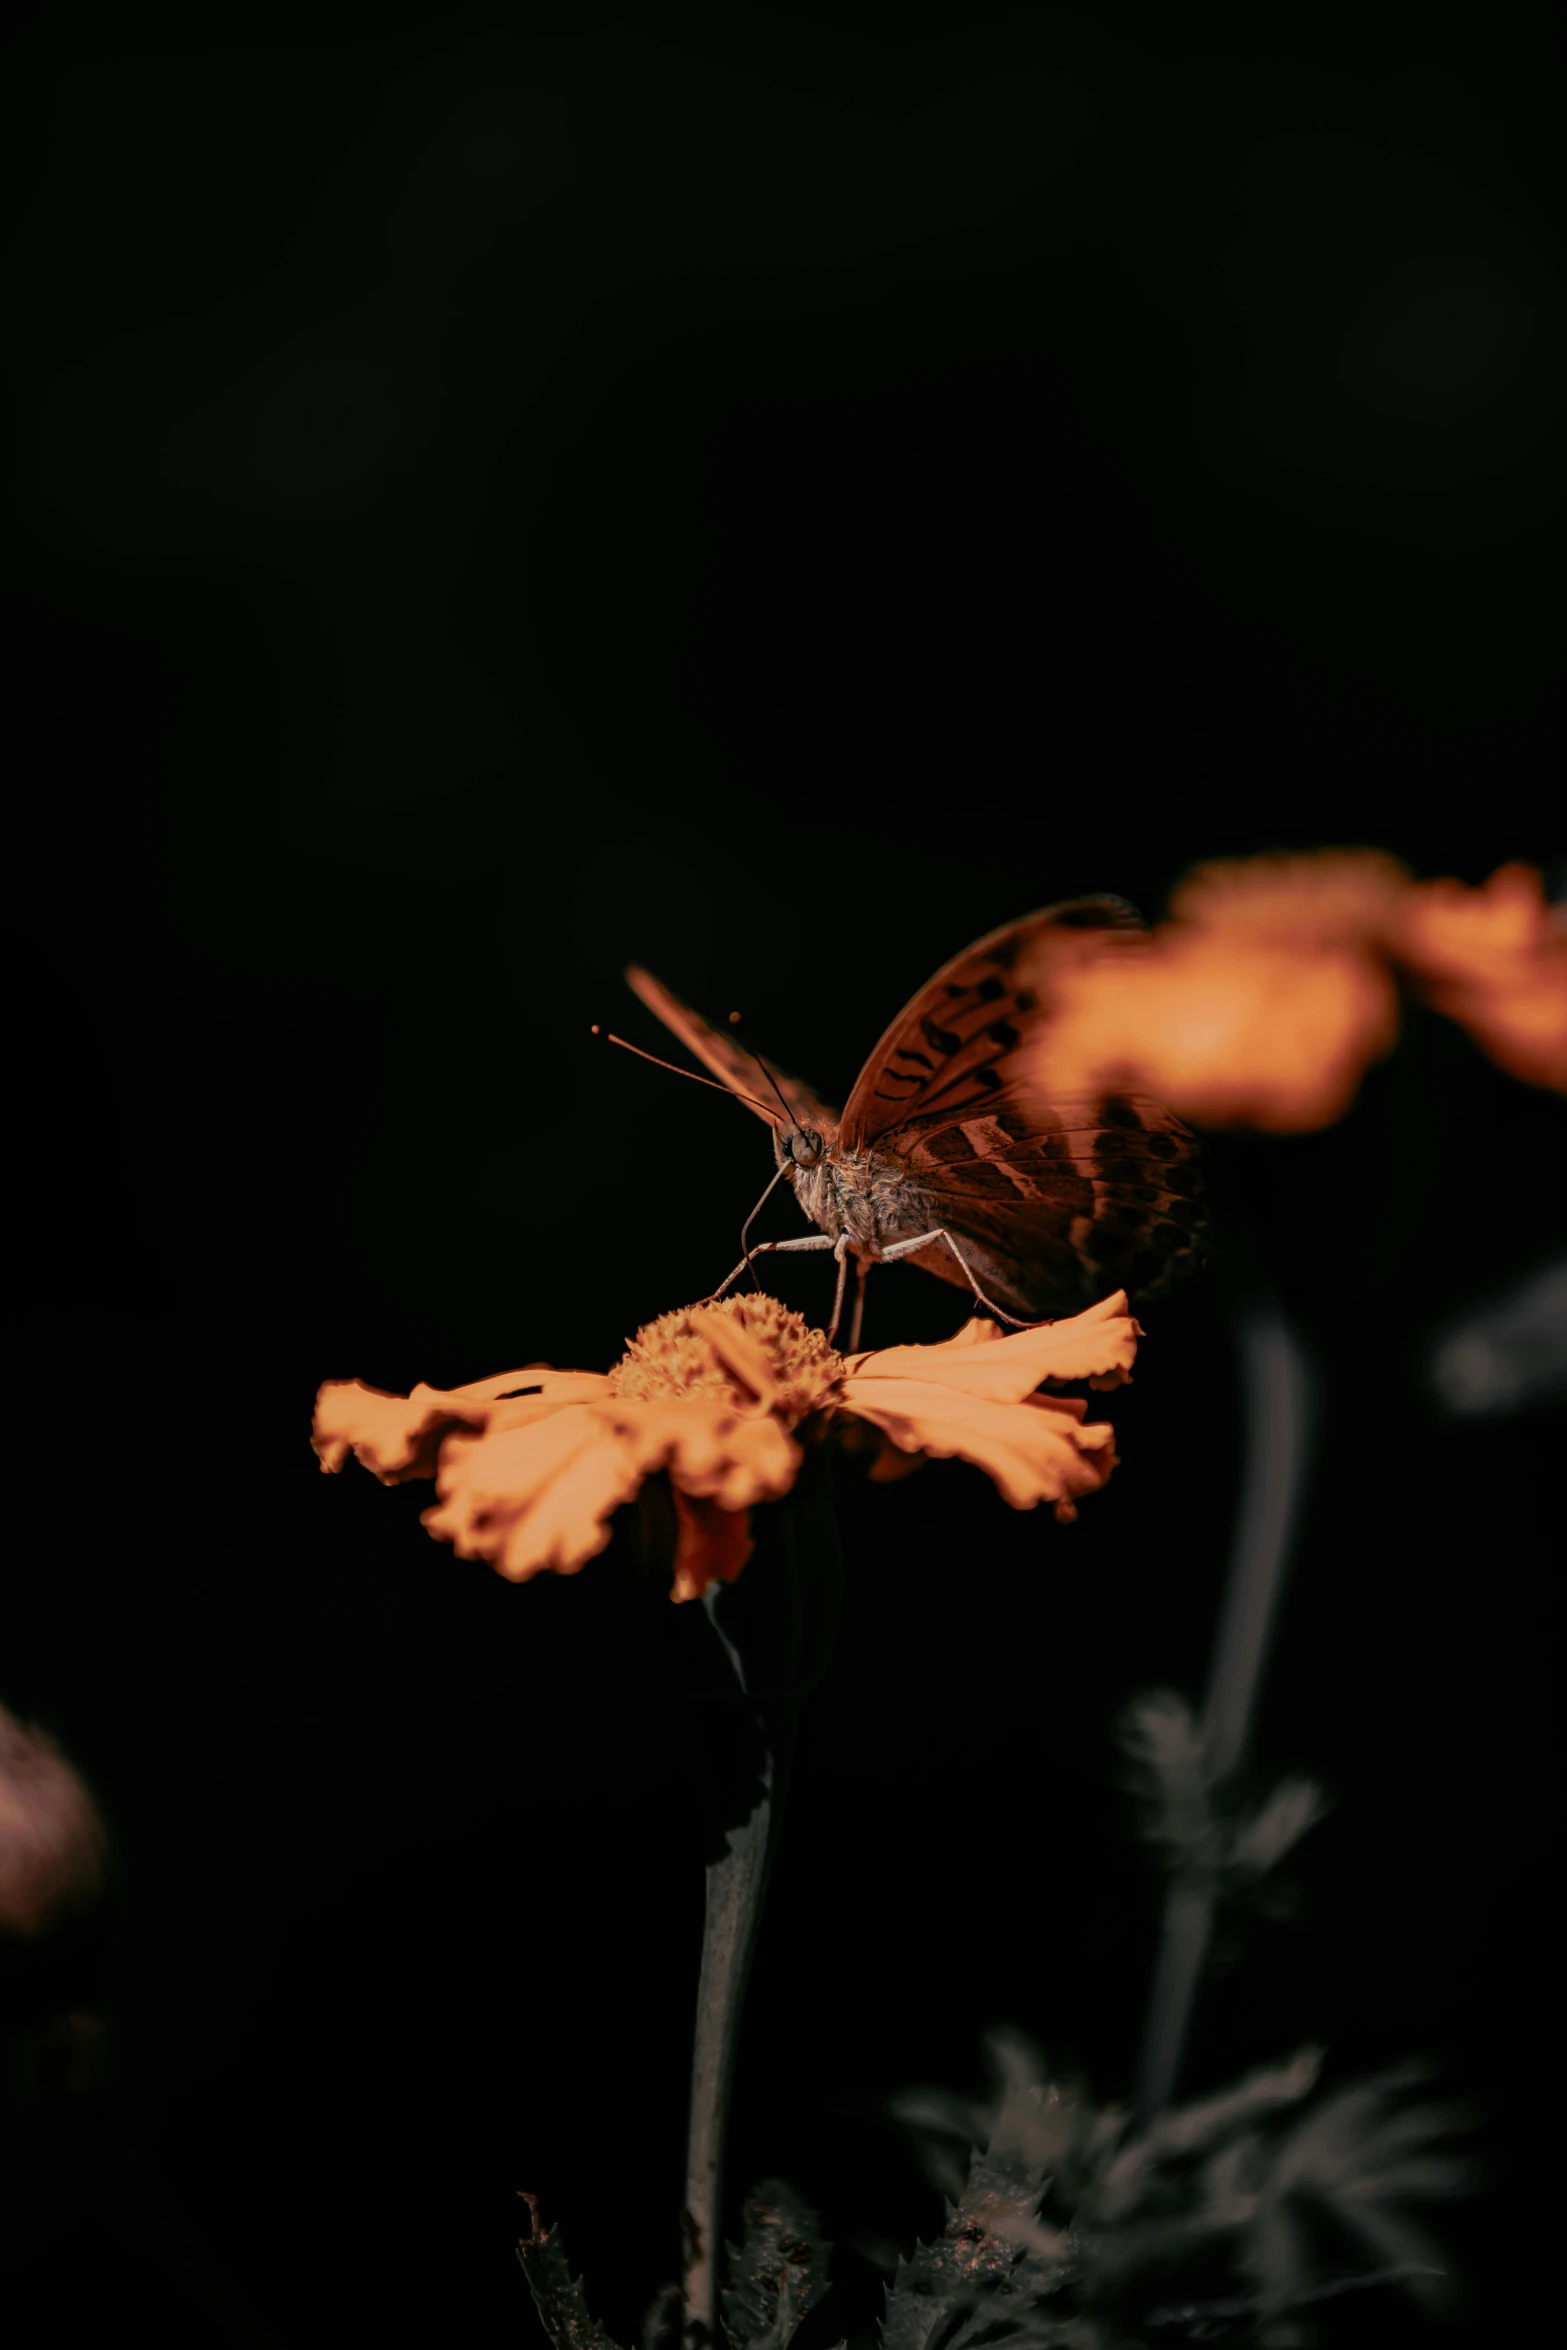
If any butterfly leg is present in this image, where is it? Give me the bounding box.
[824,1234,855,1348]
[846,1257,871,1353]
[876,1228,1045,1328]
[705,1234,836,1305]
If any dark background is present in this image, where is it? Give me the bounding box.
[2,4,1562,2345]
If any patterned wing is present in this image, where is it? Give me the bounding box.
[841,901,1206,1316]
[883,1093,1209,1318]
[625,966,841,1139]
[839,897,1146,1148]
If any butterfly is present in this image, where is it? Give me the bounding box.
[625,896,1207,1345]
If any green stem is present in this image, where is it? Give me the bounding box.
[1133,1298,1313,2133]
[682,1613,798,2349]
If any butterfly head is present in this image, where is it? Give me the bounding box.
[780,1124,826,1169]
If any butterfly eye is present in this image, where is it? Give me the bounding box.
[787,1128,825,1168]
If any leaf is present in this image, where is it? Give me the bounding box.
[1256,2066,1475,2312]
[1119,1692,1217,1877]
[1121,1696,1326,1904]
[979,2028,1089,2200]
[516,2195,626,2350]
[894,2031,1104,2216]
[888,2021,1471,2341]
[882,2045,1082,2350]
[1145,2049,1324,2165]
[879,2189,1042,2350]
[1145,2262,1449,2332]
[721,2178,833,2350]
[1227,1779,1327,1880]
[878,2256,951,2350]
[1093,2049,1322,2226]
[886,2086,985,2201]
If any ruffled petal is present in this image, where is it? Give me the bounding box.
[841,1290,1142,1401]
[310,1377,485,1483]
[606,1398,801,1511]
[836,1379,1118,1517]
[310,1367,609,1482]
[670,1491,755,1604]
[415,1396,800,1585]
[423,1409,642,1578]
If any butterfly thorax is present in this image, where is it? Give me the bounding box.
[782,1139,936,1258]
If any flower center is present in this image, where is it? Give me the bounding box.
[606,1292,844,1421]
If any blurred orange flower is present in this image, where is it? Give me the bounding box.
[311,1290,1142,1603]
[1023,849,1567,1132]
[1166,848,1412,943]
[1396,861,1567,1092]
[1029,932,1399,1135]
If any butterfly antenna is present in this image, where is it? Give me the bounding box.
[726,1009,804,1129]
[590,1028,779,1120]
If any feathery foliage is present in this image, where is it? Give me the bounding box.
[887,2026,1472,2347]
[516,1681,1472,2350]
[517,2194,627,2350]
[1118,1692,1327,1898]
[721,2178,840,2350]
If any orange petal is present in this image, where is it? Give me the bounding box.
[480,1375,616,1433]
[867,1439,928,1485]
[311,1378,489,1482]
[931,1318,1005,1351]
[310,1368,609,1483]
[1396,863,1553,985]
[833,1413,928,1482]
[838,1381,1119,1512]
[1396,865,1567,1091]
[1442,976,1567,1092]
[605,1398,801,1510]
[669,1492,755,1604]
[421,1408,641,1579]
[416,1396,800,1585]
[1168,848,1411,943]
[841,1289,1142,1401]
[1028,935,1399,1134]
[444,1367,610,1406]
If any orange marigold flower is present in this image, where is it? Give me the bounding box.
[1028,929,1399,1135]
[1394,862,1567,1092]
[1023,846,1566,1131]
[310,1290,1141,1602]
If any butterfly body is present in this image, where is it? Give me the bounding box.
[627,898,1207,1323]
[781,1139,939,1262]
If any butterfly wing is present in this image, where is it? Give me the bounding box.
[625,965,841,1139]
[882,1092,1209,1317]
[840,901,1207,1316]
[839,897,1145,1147]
